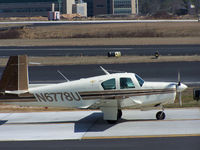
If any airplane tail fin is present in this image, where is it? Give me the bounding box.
[0,55,29,94]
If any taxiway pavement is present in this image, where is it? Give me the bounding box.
[1,61,200,86]
[26,61,200,86]
[0,108,199,141]
[0,45,200,56]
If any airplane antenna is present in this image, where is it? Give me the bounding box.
[57,70,70,82]
[100,66,110,75]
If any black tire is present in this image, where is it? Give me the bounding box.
[107,120,117,124]
[156,111,166,120]
[117,109,122,119]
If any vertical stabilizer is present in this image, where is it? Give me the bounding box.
[0,55,29,94]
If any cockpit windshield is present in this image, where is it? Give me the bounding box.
[135,74,144,87]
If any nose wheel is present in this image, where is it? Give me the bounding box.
[156,111,166,120]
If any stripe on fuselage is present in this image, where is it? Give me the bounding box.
[79,88,176,100]
[0,88,176,102]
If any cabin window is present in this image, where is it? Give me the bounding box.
[135,74,144,87]
[101,78,116,90]
[120,78,135,89]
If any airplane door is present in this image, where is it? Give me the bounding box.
[119,77,136,90]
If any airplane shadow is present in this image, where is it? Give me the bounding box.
[0,120,7,125]
[74,112,156,133]
[0,113,157,133]
[74,112,103,133]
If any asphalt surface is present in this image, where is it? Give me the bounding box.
[0,136,199,150]
[0,45,200,56]
[7,61,200,85]
[0,61,198,86]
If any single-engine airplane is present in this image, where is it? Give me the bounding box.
[0,55,187,123]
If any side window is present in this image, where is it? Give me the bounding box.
[101,78,116,90]
[120,78,135,89]
[135,74,144,87]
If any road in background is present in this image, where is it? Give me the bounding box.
[0,136,199,150]
[0,45,200,56]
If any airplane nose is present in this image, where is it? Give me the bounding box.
[177,83,188,92]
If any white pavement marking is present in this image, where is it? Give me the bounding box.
[0,108,199,141]
[0,113,13,121]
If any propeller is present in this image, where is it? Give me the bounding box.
[176,72,187,107]
[177,72,182,107]
[178,72,181,86]
[178,92,182,107]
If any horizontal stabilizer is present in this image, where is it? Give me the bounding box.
[5,90,28,95]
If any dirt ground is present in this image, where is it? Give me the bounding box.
[0,37,199,46]
[0,22,200,40]
[2,22,200,39]
[0,22,199,46]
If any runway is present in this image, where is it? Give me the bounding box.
[0,45,200,56]
[0,108,200,141]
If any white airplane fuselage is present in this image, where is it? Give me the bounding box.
[7,73,179,110]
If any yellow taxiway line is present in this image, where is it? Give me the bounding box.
[82,134,200,140]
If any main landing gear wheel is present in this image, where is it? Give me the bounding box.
[107,109,122,124]
[117,109,122,119]
[107,120,117,124]
[156,111,166,120]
